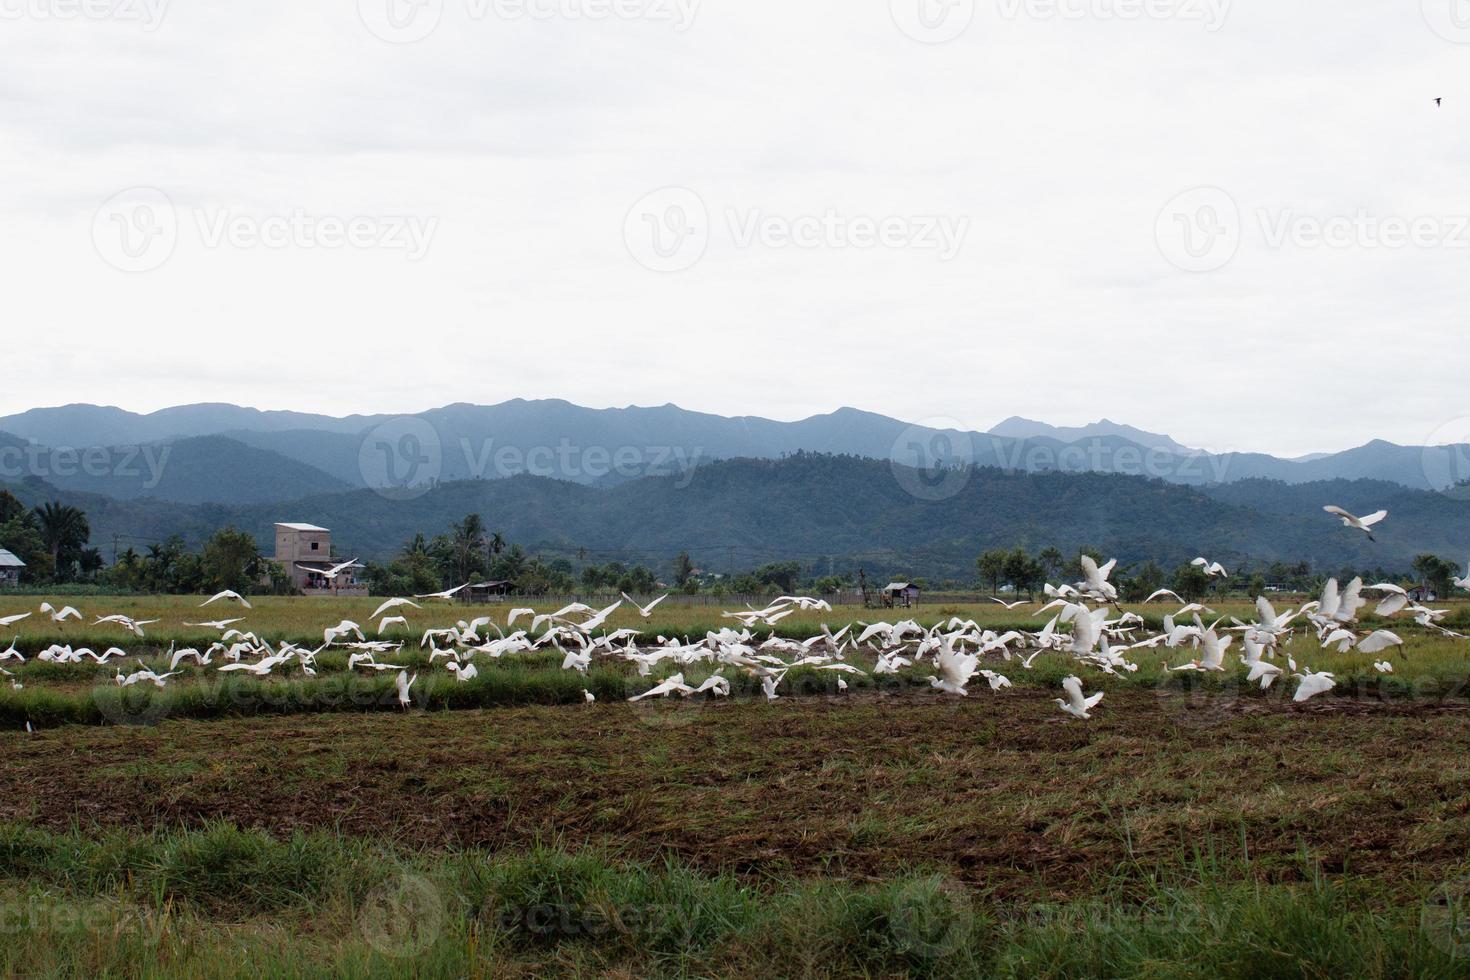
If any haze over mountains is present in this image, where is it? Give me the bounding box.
[0,399,1466,504]
[1,400,1466,578]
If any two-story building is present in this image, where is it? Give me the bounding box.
[273,523,366,595]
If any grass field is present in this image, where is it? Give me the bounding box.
[4,594,1470,975]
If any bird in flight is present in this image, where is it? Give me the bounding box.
[1322,505,1387,541]
[1435,98,1443,107]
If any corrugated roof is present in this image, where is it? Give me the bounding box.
[884,582,912,591]
[0,549,24,568]
[276,523,329,532]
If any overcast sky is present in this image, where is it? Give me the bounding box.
[1,0,1467,456]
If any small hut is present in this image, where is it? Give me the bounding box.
[882,582,920,608]
[0,549,23,588]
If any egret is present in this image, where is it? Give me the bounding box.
[414,583,469,601]
[201,591,251,609]
[371,597,422,618]
[621,593,669,618]
[1323,505,1387,541]
[1292,670,1335,702]
[394,670,416,709]
[1054,676,1104,719]
[1191,557,1228,578]
[39,603,82,623]
[926,643,980,696]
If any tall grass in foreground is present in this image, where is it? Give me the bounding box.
[0,822,1466,978]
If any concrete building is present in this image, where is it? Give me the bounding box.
[273,523,366,596]
[0,549,23,588]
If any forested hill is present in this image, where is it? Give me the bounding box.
[4,454,1465,579]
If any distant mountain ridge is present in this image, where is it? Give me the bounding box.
[0,400,1465,508]
[3,455,1465,579]
[986,416,1196,455]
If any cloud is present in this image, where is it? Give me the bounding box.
[0,0,1465,457]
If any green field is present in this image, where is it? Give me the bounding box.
[3,594,1470,976]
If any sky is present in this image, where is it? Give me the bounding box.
[1,0,1467,457]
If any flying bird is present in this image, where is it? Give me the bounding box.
[1191,557,1228,578]
[1323,505,1387,541]
[1055,675,1104,720]
[201,591,252,609]
[621,593,669,618]
[415,583,469,601]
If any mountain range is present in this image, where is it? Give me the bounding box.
[0,400,1466,507]
[1,454,1465,581]
[0,400,1465,578]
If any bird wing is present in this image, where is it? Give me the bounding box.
[1359,510,1388,527]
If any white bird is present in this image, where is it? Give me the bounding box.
[324,620,365,645]
[298,558,359,582]
[507,607,536,626]
[621,593,669,618]
[1143,589,1185,605]
[39,603,82,623]
[184,618,245,631]
[1076,556,1118,602]
[1323,505,1387,541]
[927,643,980,696]
[1054,675,1104,720]
[446,662,478,683]
[630,673,693,701]
[1191,557,1229,578]
[1246,659,1283,690]
[1373,661,1395,674]
[394,670,416,709]
[371,597,422,618]
[1453,561,1470,592]
[201,591,252,609]
[979,670,1012,691]
[989,597,1030,611]
[1292,669,1336,703]
[377,615,408,635]
[115,668,178,689]
[414,583,469,601]
[584,689,596,703]
[0,612,32,628]
[1356,630,1403,656]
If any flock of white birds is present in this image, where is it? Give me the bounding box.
[3,506,1467,727]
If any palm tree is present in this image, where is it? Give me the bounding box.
[34,502,89,579]
[451,514,488,584]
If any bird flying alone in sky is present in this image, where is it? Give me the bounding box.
[1323,505,1387,541]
